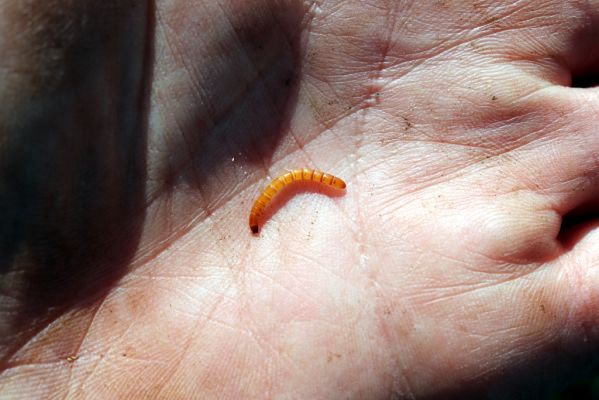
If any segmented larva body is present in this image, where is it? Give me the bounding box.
[249,168,346,233]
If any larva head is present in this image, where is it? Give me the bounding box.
[251,224,259,234]
[331,176,347,190]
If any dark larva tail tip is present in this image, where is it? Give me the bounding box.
[251,225,259,234]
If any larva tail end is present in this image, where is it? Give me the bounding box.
[332,177,347,190]
[251,224,259,234]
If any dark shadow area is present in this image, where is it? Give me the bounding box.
[557,203,599,251]
[572,73,599,88]
[420,347,599,400]
[253,177,347,234]
[0,0,154,366]
[568,13,599,89]
[161,2,307,207]
[551,371,599,400]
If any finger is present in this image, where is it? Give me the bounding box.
[546,225,599,356]
[564,1,599,87]
[540,84,599,358]
[525,85,599,215]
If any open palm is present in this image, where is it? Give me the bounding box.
[1,0,599,398]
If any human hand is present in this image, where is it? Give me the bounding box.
[1,0,599,398]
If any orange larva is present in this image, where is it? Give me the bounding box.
[249,168,346,233]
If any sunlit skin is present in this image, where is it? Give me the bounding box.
[1,1,599,399]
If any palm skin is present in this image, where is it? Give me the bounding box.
[1,0,599,398]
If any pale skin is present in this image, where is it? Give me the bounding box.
[0,0,598,398]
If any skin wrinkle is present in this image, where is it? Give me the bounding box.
[371,122,561,194]
[148,280,238,396]
[366,86,572,200]
[241,315,301,376]
[198,197,234,275]
[367,273,417,399]
[71,348,111,396]
[60,304,103,392]
[217,325,282,395]
[416,275,538,307]
[406,221,545,270]
[215,1,281,117]
[363,2,398,121]
[304,14,389,129]
[350,6,414,389]
[301,78,361,131]
[360,158,486,208]
[164,3,245,115]
[284,246,351,286]
[345,8,377,332]
[70,288,165,394]
[475,3,554,34]
[412,269,535,297]
[209,8,302,170]
[3,303,102,371]
[245,264,305,300]
[557,252,598,336]
[383,20,565,84]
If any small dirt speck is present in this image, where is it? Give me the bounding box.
[327,352,342,363]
